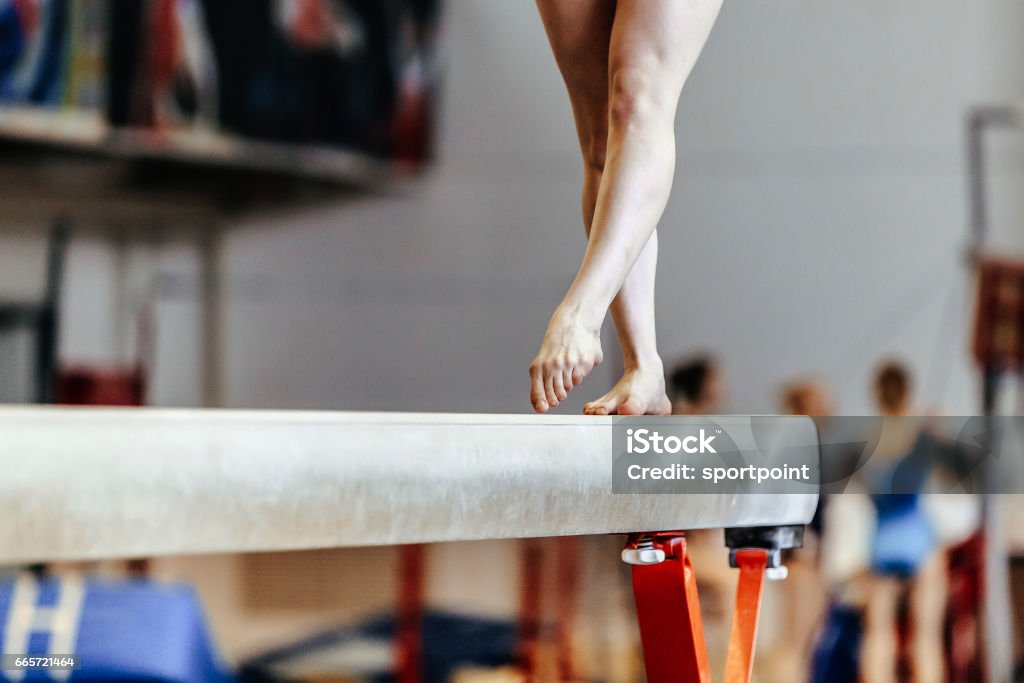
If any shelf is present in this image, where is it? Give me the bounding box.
[0,105,398,189]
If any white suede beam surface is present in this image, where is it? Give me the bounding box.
[0,407,819,562]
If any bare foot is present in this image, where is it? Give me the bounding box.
[583,365,671,416]
[530,306,604,413]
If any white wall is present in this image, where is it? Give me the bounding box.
[0,234,46,402]
[207,0,1024,416]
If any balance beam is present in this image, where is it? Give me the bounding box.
[0,407,818,563]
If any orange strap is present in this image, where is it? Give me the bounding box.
[724,549,769,683]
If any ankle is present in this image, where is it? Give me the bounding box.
[622,353,664,374]
[551,301,604,333]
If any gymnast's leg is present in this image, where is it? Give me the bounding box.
[862,576,900,683]
[535,0,669,418]
[530,0,722,414]
[910,552,946,683]
[532,0,615,412]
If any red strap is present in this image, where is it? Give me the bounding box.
[518,539,545,680]
[631,536,712,683]
[555,537,581,682]
[396,544,425,683]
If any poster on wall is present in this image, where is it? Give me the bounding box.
[0,0,106,109]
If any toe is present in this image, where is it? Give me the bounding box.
[553,372,568,401]
[530,365,547,412]
[616,398,645,416]
[544,372,559,408]
[562,369,575,391]
[585,392,619,416]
